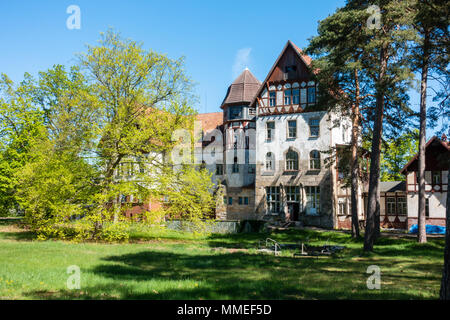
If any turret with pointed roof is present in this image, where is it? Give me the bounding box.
[221,68,261,108]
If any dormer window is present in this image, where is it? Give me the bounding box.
[284,89,292,105]
[292,89,300,104]
[308,86,316,104]
[269,92,276,107]
[285,66,297,72]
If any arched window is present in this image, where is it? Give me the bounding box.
[286,149,299,171]
[265,152,274,171]
[310,150,321,170]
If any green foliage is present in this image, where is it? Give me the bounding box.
[0,30,215,241]
[159,164,217,235]
[0,74,46,216]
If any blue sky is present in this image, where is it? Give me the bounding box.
[0,0,347,113]
[0,0,435,129]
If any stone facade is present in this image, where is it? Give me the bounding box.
[199,40,360,229]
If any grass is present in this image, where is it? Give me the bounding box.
[0,220,445,300]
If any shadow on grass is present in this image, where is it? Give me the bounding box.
[25,249,439,300]
[205,228,365,250]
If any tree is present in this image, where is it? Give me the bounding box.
[306,5,374,238]
[78,29,197,225]
[355,0,416,251]
[380,130,419,181]
[409,0,449,244]
[307,0,416,246]
[0,74,45,216]
[3,30,217,239]
[159,164,217,234]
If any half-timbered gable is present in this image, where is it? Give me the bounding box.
[401,136,450,228]
[252,41,317,116]
[252,40,354,229]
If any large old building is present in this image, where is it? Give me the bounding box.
[199,41,360,229]
[119,40,448,231]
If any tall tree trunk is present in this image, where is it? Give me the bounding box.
[351,69,361,238]
[440,163,450,299]
[418,31,430,244]
[364,46,387,251]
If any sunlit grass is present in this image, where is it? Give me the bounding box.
[0,221,444,299]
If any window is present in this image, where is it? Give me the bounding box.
[223,196,227,205]
[285,186,300,203]
[239,197,249,205]
[308,86,316,104]
[120,195,127,203]
[266,122,275,141]
[229,106,242,120]
[287,120,297,139]
[216,164,223,175]
[432,171,441,185]
[386,197,396,215]
[426,198,429,217]
[228,197,233,205]
[249,108,256,116]
[310,150,321,170]
[305,186,320,214]
[285,65,297,72]
[292,89,300,105]
[284,89,292,105]
[248,164,256,174]
[397,197,407,215]
[309,118,320,137]
[266,152,274,171]
[269,92,276,107]
[266,187,281,213]
[232,157,239,173]
[338,198,347,215]
[286,149,299,171]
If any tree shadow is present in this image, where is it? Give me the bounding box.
[24,249,438,300]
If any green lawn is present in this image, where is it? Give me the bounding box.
[0,220,445,299]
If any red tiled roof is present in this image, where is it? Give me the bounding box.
[195,112,223,133]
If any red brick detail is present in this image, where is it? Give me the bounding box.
[407,217,446,229]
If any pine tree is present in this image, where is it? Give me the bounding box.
[306,6,374,237]
[409,0,449,244]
